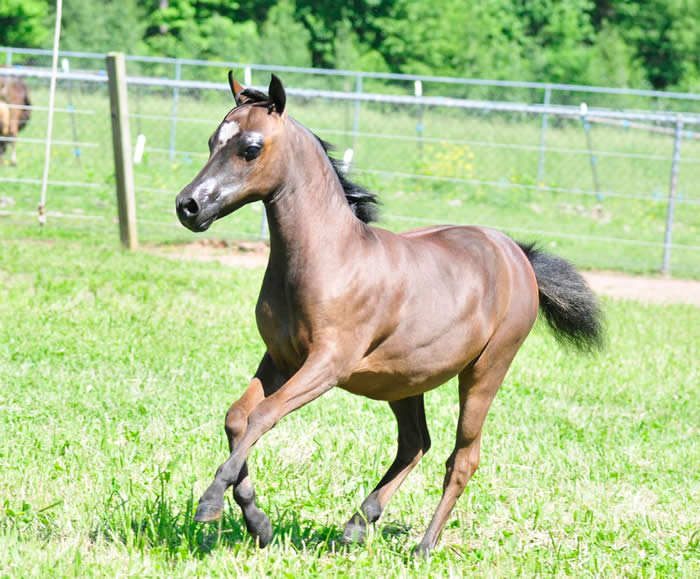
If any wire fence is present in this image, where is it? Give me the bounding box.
[1,46,699,277]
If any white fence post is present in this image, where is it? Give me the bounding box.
[661,116,684,277]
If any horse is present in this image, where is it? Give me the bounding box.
[0,74,32,166]
[175,73,604,556]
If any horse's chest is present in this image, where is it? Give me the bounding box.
[255,290,310,377]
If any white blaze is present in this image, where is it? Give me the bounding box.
[217,120,240,148]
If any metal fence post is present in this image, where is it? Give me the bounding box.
[5,48,11,67]
[537,85,551,183]
[352,75,362,152]
[661,116,684,276]
[169,59,182,160]
[581,103,602,201]
[106,52,138,250]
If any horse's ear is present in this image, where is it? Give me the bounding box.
[228,70,246,106]
[268,74,286,115]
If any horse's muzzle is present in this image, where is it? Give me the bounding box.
[176,195,215,231]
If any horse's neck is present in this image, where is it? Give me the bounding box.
[263,139,360,276]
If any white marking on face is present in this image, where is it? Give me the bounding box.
[217,121,240,148]
[193,176,241,204]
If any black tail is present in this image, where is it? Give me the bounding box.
[518,242,604,352]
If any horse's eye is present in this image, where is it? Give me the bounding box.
[243,145,261,161]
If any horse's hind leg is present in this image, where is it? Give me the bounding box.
[415,347,521,556]
[342,394,430,544]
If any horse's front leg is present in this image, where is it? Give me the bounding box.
[195,350,338,530]
[198,352,286,545]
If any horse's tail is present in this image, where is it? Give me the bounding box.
[518,242,604,352]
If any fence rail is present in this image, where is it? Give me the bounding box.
[1,50,699,277]
[4,45,700,103]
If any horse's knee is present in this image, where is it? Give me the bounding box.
[224,406,247,445]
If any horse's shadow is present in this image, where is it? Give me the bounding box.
[95,490,413,558]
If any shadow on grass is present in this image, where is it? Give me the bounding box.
[94,485,413,560]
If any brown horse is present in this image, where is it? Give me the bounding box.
[0,73,32,166]
[175,74,603,556]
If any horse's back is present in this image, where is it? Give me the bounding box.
[397,224,539,327]
[394,224,533,283]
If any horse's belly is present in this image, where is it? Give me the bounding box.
[339,368,458,401]
[340,328,486,401]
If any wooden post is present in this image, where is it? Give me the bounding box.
[106,52,138,250]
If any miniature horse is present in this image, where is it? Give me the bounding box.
[0,74,31,166]
[175,74,603,556]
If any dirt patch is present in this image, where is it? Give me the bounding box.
[150,238,270,269]
[147,240,700,307]
[582,271,699,307]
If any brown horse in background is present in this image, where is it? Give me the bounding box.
[175,73,604,556]
[0,73,31,166]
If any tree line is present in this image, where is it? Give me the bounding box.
[2,0,698,91]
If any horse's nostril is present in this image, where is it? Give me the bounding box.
[184,198,199,216]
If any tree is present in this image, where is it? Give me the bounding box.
[371,0,529,79]
[58,0,147,54]
[258,1,311,67]
[0,0,49,47]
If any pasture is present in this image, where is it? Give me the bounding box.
[1,239,698,576]
[1,82,699,276]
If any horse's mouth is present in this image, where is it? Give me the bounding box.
[195,215,216,231]
[180,214,216,232]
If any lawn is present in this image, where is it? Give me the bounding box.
[1,239,698,576]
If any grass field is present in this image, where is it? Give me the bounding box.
[1,81,699,276]
[1,239,698,576]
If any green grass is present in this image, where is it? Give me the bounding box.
[1,82,699,276]
[1,239,698,576]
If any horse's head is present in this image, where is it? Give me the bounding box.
[176,73,288,232]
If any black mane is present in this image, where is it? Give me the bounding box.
[314,137,379,224]
[238,88,380,224]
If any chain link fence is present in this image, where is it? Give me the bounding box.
[1,47,699,277]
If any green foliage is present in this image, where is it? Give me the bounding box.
[258,1,311,67]
[0,0,49,46]
[3,1,699,91]
[374,0,530,79]
[598,0,700,91]
[58,0,147,54]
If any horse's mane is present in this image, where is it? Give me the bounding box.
[239,88,380,224]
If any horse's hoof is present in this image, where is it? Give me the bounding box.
[244,508,273,547]
[194,501,224,522]
[340,522,366,545]
[412,543,432,558]
[249,514,273,548]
